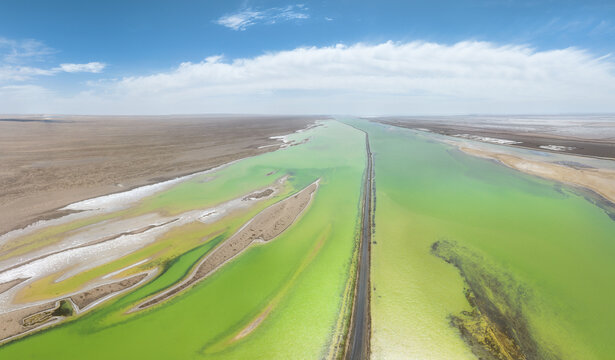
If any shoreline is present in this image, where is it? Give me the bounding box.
[0,120,324,344]
[457,145,615,206]
[376,119,615,216]
[373,117,615,160]
[0,269,156,345]
[0,115,320,235]
[0,119,322,243]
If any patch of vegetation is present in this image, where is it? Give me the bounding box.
[22,299,74,328]
[431,240,558,360]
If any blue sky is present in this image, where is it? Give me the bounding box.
[1,0,614,114]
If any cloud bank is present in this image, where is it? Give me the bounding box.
[2,41,615,115]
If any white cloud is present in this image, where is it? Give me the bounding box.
[2,41,615,115]
[273,5,309,22]
[56,62,106,73]
[0,37,54,63]
[215,4,309,31]
[0,62,106,83]
[0,65,55,82]
[215,9,262,31]
[0,37,105,84]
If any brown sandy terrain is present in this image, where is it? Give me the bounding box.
[0,115,318,235]
[0,273,148,342]
[136,180,319,310]
[459,146,615,204]
[0,300,58,342]
[375,117,615,159]
[70,273,147,310]
[0,278,26,295]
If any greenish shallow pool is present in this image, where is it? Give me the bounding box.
[345,118,615,360]
[0,121,365,359]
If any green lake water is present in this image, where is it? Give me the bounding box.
[345,119,615,360]
[0,120,366,359]
[2,118,614,359]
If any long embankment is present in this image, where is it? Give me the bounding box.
[346,127,373,360]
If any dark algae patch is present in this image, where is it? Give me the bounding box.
[242,188,274,201]
[431,240,559,360]
[51,300,75,317]
[572,187,615,222]
[22,300,74,328]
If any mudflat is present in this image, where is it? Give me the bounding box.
[374,115,615,159]
[459,146,615,204]
[0,115,317,235]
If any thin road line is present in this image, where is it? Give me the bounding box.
[346,128,373,360]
